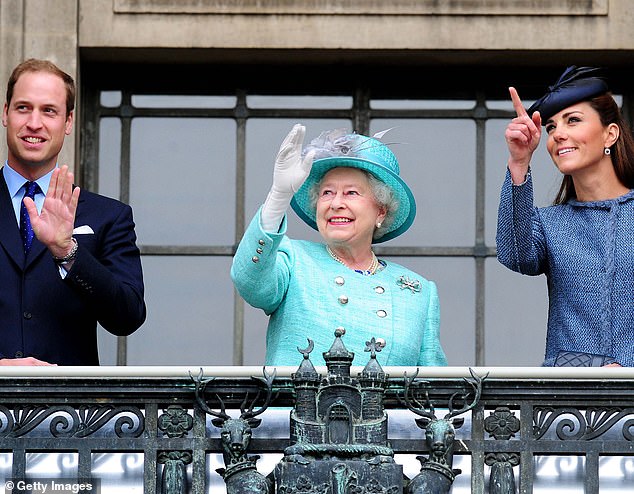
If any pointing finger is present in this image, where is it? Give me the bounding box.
[509,87,528,118]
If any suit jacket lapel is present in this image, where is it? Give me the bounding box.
[24,233,47,268]
[0,174,26,267]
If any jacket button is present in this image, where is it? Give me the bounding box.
[14,351,23,358]
[252,256,260,263]
[334,276,345,286]
[23,312,32,320]
[338,295,349,305]
[376,310,387,318]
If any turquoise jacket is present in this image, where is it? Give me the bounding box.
[231,208,447,367]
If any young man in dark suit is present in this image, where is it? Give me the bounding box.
[0,58,146,365]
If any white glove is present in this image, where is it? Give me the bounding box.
[261,124,315,232]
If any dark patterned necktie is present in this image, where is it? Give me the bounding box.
[20,181,42,254]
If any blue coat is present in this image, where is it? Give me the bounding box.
[231,209,447,367]
[0,174,146,365]
[497,169,634,366]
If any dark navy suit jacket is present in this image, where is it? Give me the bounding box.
[0,174,146,365]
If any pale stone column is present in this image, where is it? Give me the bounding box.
[0,0,79,172]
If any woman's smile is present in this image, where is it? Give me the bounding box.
[316,167,385,249]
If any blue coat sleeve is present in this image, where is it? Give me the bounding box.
[496,168,547,275]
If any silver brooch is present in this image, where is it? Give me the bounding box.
[397,275,421,293]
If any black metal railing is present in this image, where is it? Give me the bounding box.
[0,366,633,493]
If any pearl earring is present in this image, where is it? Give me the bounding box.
[605,147,611,155]
[376,222,382,229]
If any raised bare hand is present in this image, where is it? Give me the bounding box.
[23,165,80,258]
[505,87,542,181]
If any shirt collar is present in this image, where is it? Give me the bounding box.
[3,161,54,199]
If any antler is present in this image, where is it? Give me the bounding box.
[399,369,436,421]
[240,366,277,421]
[445,368,487,420]
[189,368,231,421]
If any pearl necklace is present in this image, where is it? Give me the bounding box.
[326,245,379,276]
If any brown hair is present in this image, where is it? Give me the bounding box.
[5,58,75,117]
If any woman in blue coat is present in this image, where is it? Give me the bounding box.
[497,66,634,367]
[231,125,447,367]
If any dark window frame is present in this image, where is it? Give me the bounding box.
[79,61,634,366]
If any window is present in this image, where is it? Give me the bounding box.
[81,62,595,367]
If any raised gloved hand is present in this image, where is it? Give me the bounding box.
[261,124,315,232]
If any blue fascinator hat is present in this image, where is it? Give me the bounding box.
[290,129,416,243]
[527,66,609,123]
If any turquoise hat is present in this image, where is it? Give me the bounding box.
[290,129,416,243]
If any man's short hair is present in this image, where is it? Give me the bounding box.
[6,58,75,117]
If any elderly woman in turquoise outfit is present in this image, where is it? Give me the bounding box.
[497,66,634,367]
[231,125,448,366]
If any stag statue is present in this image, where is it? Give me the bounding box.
[191,367,276,494]
[401,368,486,494]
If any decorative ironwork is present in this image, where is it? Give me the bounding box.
[1,360,634,492]
[158,405,193,438]
[193,329,486,494]
[483,407,522,492]
[533,406,634,440]
[400,367,486,494]
[157,405,194,493]
[276,330,403,494]
[485,407,521,440]
[192,367,276,493]
[485,453,520,494]
[158,450,192,494]
[0,404,144,438]
[276,474,327,494]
